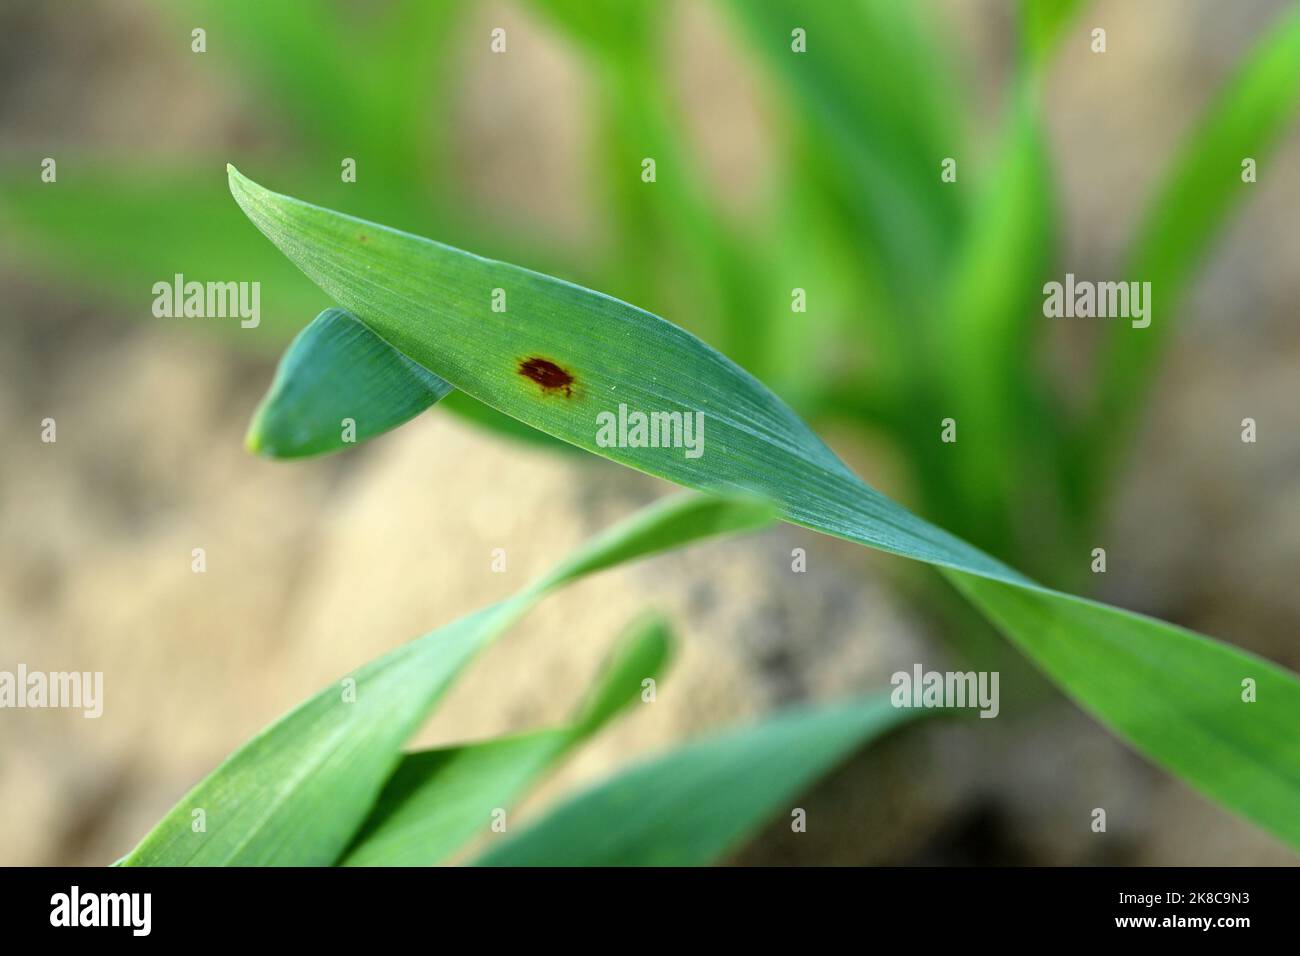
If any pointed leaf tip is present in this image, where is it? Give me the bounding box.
[243,422,264,456]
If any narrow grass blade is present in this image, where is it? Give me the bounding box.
[119,494,772,866]
[473,694,916,866]
[121,605,505,867]
[338,615,673,866]
[569,613,671,736]
[947,569,1300,845]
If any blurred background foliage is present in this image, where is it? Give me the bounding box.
[6,0,1297,589]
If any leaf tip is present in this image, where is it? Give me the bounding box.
[226,163,259,206]
[243,412,271,457]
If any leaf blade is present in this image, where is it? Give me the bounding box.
[120,495,771,866]
[948,569,1300,847]
[226,168,1300,851]
[226,165,1021,584]
[247,307,452,457]
[338,615,673,866]
[472,694,915,866]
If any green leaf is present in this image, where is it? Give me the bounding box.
[437,390,588,454]
[929,83,1058,559]
[226,165,1015,582]
[722,0,966,306]
[522,0,781,383]
[226,166,1300,850]
[524,0,660,58]
[1018,0,1088,66]
[570,613,671,736]
[947,571,1300,840]
[340,731,571,867]
[247,307,452,457]
[122,604,504,867]
[248,307,580,457]
[473,694,916,866]
[338,615,673,866]
[120,494,773,866]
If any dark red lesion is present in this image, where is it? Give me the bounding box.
[518,357,574,398]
